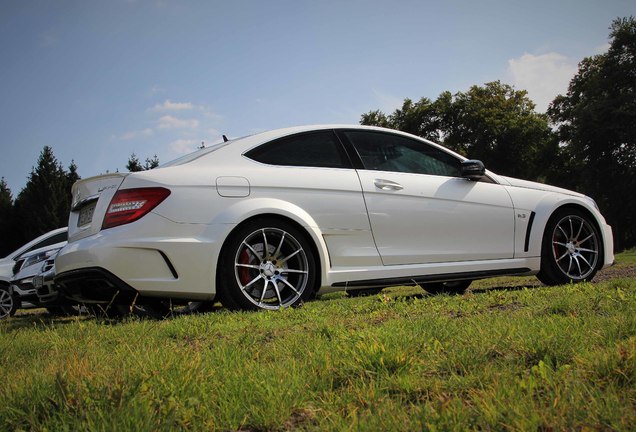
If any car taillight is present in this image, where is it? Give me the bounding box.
[102,187,171,230]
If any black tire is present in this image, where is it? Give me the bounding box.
[422,280,471,295]
[218,218,318,311]
[0,286,17,319]
[537,208,601,286]
[346,287,384,297]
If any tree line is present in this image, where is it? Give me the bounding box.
[0,150,159,257]
[361,17,635,251]
[1,17,634,256]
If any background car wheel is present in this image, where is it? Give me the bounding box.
[218,218,317,311]
[537,208,601,286]
[422,280,471,295]
[0,286,17,319]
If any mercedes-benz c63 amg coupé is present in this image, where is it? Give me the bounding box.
[54,125,614,311]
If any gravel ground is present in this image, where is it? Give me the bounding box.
[594,261,636,281]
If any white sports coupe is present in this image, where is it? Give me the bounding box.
[55,125,614,311]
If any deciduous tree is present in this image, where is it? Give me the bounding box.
[548,17,636,249]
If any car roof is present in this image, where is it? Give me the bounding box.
[2,227,68,260]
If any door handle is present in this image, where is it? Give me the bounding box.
[374,179,404,191]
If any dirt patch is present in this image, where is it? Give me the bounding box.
[594,263,636,282]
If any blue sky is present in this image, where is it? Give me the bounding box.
[1,0,633,195]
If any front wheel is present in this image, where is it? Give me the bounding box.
[537,208,601,286]
[218,219,317,311]
[0,286,17,319]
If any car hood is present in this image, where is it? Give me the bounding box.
[498,175,585,198]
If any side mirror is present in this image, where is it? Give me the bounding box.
[461,160,485,181]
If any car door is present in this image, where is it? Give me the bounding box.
[341,130,515,265]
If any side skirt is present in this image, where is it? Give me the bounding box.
[331,267,532,289]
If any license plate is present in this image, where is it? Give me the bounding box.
[33,275,44,289]
[78,203,96,227]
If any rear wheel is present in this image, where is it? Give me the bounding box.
[537,208,601,285]
[422,280,471,295]
[218,219,317,311]
[0,286,17,319]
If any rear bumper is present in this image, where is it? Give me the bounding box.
[55,214,228,301]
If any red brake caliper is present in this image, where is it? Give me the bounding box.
[238,249,252,285]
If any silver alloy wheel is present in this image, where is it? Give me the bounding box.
[0,288,14,319]
[234,227,309,310]
[551,215,599,280]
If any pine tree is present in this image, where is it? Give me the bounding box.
[126,153,145,172]
[0,178,14,256]
[12,146,72,244]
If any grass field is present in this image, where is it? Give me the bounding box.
[1,251,635,431]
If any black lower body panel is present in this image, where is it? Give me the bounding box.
[331,268,532,289]
[55,267,139,304]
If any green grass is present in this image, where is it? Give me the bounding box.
[1,251,635,431]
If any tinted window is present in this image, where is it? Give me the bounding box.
[24,231,68,255]
[345,131,461,177]
[245,131,350,169]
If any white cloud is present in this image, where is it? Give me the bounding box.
[151,99,194,112]
[169,139,199,154]
[157,115,199,130]
[119,128,153,140]
[507,52,578,112]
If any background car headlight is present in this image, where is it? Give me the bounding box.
[23,248,62,269]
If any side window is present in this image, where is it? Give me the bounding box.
[344,131,461,177]
[245,131,350,169]
[23,231,68,256]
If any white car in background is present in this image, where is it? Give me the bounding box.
[54,125,614,312]
[0,227,68,319]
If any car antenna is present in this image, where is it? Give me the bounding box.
[222,134,229,142]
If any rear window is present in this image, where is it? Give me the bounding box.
[245,131,351,169]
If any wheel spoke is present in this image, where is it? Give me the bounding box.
[575,219,585,241]
[279,248,302,265]
[235,263,260,270]
[280,277,300,295]
[261,229,270,259]
[557,225,569,240]
[272,282,283,307]
[567,255,573,274]
[243,242,263,262]
[553,241,568,247]
[573,255,583,276]
[577,254,592,272]
[240,274,262,291]
[578,247,598,254]
[556,250,570,262]
[579,233,595,245]
[274,232,286,259]
[282,268,308,274]
[259,280,270,304]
